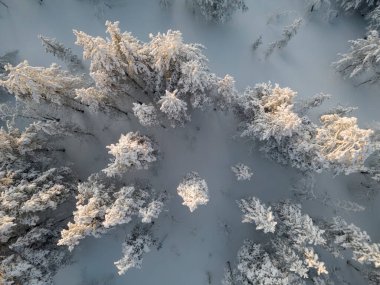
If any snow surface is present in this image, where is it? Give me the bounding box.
[0,0,379,284]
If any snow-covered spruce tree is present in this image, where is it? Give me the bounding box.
[103,132,158,177]
[237,197,276,233]
[114,224,155,275]
[0,61,86,113]
[265,18,303,58]
[0,121,78,285]
[235,82,376,175]
[39,35,85,73]
[191,0,248,23]
[333,30,380,85]
[177,171,209,212]
[321,216,380,268]
[231,163,253,181]
[158,90,190,127]
[234,241,289,285]
[58,174,166,251]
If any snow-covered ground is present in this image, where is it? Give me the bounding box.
[1,0,379,284]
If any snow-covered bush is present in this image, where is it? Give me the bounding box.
[177,171,209,212]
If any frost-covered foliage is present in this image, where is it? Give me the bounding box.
[235,82,376,175]
[231,163,253,181]
[192,0,248,23]
[366,5,380,30]
[0,61,85,108]
[322,216,380,268]
[238,197,276,233]
[177,171,209,212]
[39,35,84,73]
[0,122,77,285]
[114,224,154,275]
[73,21,238,127]
[335,0,378,13]
[235,241,289,285]
[266,18,303,58]
[132,103,159,127]
[333,30,380,85]
[58,174,165,251]
[232,196,380,284]
[316,114,374,175]
[158,90,189,127]
[229,197,328,284]
[103,132,158,176]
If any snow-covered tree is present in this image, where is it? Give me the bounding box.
[266,18,303,58]
[239,82,302,142]
[235,82,376,175]
[0,61,85,112]
[0,121,78,285]
[322,216,380,268]
[132,103,159,127]
[103,132,158,177]
[238,197,276,233]
[213,74,239,111]
[366,5,380,30]
[39,35,85,73]
[74,21,150,96]
[158,90,190,127]
[234,241,289,285]
[1,226,69,285]
[192,0,248,23]
[177,171,209,212]
[230,197,328,284]
[231,163,253,181]
[114,224,154,275]
[333,30,380,85]
[335,0,378,13]
[58,175,164,251]
[316,114,374,174]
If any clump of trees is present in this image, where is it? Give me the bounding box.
[234,82,376,176]
[226,196,380,285]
